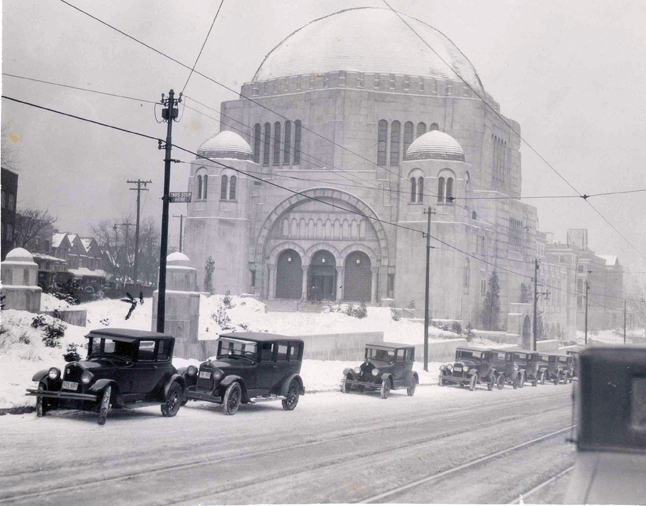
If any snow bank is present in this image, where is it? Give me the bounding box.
[39,293,72,312]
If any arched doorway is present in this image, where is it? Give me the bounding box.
[275,249,303,299]
[522,315,532,349]
[308,250,336,301]
[344,251,371,301]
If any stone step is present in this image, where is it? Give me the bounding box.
[265,299,299,312]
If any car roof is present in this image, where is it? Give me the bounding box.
[219,332,304,344]
[512,349,538,354]
[86,328,175,341]
[366,342,415,350]
[456,347,491,353]
[489,348,515,354]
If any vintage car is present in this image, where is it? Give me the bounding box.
[510,349,540,386]
[341,343,418,398]
[26,329,185,425]
[180,333,305,415]
[439,347,499,391]
[490,349,525,389]
[537,353,573,384]
[565,345,646,504]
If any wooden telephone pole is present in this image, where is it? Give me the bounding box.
[127,179,152,290]
[422,207,436,372]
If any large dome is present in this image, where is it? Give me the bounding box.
[405,130,465,162]
[253,8,483,93]
[197,131,253,161]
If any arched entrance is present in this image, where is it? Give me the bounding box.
[275,249,303,299]
[308,250,336,301]
[344,251,371,301]
[522,315,532,349]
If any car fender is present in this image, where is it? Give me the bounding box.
[404,370,419,385]
[342,367,356,378]
[88,379,123,405]
[31,369,51,383]
[163,374,186,399]
[380,373,393,386]
[280,374,305,396]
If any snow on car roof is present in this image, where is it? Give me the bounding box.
[366,342,414,349]
[219,332,304,343]
[87,328,175,341]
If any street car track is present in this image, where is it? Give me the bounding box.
[508,465,574,504]
[0,400,570,505]
[357,425,574,504]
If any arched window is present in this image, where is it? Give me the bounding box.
[263,123,271,165]
[403,121,414,158]
[390,120,401,166]
[283,120,291,165]
[446,177,454,203]
[273,121,281,165]
[203,174,208,199]
[293,120,301,164]
[377,120,388,166]
[229,176,237,200]
[464,258,470,288]
[253,124,261,163]
[430,123,439,131]
[220,175,228,200]
[438,177,445,203]
[472,211,477,220]
[416,122,426,138]
[410,177,417,203]
[418,177,424,203]
[197,175,202,200]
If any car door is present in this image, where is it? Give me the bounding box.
[272,342,291,390]
[130,340,160,396]
[255,342,276,393]
[390,349,406,386]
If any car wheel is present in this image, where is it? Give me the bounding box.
[532,379,538,387]
[341,376,352,393]
[497,374,505,390]
[380,378,390,399]
[513,375,519,389]
[518,372,525,388]
[282,380,300,410]
[97,385,111,426]
[469,373,478,391]
[223,382,242,415]
[540,370,546,385]
[36,382,46,417]
[161,382,182,417]
[407,378,416,397]
[554,376,560,386]
[487,378,494,391]
[568,374,573,384]
[438,375,445,387]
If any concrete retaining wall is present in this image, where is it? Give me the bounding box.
[413,338,469,363]
[40,309,87,327]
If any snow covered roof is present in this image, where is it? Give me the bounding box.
[3,248,34,263]
[69,268,107,278]
[32,253,66,263]
[80,238,95,252]
[252,8,484,93]
[197,131,254,161]
[598,255,619,266]
[52,233,67,248]
[405,130,465,161]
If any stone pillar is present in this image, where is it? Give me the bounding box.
[336,266,344,301]
[0,248,42,312]
[268,265,276,300]
[371,267,379,304]
[152,252,202,359]
[301,265,309,300]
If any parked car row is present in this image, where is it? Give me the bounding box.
[438,347,577,391]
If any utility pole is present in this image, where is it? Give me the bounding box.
[422,207,436,372]
[173,214,185,252]
[127,179,152,291]
[533,259,539,352]
[624,299,627,345]
[584,279,590,345]
[118,221,134,284]
[156,89,181,333]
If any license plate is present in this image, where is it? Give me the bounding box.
[199,371,211,379]
[453,366,463,371]
[62,381,78,391]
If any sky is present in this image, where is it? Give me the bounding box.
[2,0,645,285]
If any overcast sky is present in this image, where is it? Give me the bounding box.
[2,0,645,283]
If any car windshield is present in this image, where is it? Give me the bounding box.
[539,355,550,361]
[558,356,569,363]
[87,337,136,360]
[457,350,483,361]
[516,353,532,361]
[366,347,396,362]
[217,338,258,359]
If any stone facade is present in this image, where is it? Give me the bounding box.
[0,248,42,312]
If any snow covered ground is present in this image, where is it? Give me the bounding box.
[576,328,645,345]
[0,294,466,409]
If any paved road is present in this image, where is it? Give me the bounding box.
[0,382,574,505]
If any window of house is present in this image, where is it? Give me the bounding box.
[283,121,291,165]
[357,73,365,88]
[389,74,396,89]
[403,76,410,90]
[374,74,380,89]
[410,177,417,203]
[438,177,445,203]
[390,121,401,166]
[197,175,202,200]
[253,124,261,163]
[403,122,414,158]
[263,123,271,165]
[323,74,329,87]
[377,120,388,166]
[296,76,301,91]
[273,121,281,165]
[309,75,315,89]
[416,122,426,138]
[577,296,583,309]
[294,120,302,164]
[578,265,584,273]
[430,123,439,131]
[229,176,237,200]
[445,84,453,95]
[418,177,424,203]
[339,71,346,86]
[221,175,228,200]
[250,269,256,288]
[8,194,15,211]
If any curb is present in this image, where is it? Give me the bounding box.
[0,406,36,416]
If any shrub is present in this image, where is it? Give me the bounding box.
[389,302,401,322]
[31,315,46,329]
[18,332,31,345]
[223,291,234,309]
[451,321,463,336]
[63,343,82,362]
[351,302,368,319]
[407,300,416,310]
[42,321,66,348]
[465,322,476,342]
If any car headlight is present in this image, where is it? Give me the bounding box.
[447,364,453,370]
[372,368,380,376]
[212,370,224,381]
[465,368,472,374]
[48,367,61,380]
[81,371,94,385]
[187,365,197,377]
[440,365,446,372]
[354,366,361,374]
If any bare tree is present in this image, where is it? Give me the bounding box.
[13,208,57,248]
[1,121,20,172]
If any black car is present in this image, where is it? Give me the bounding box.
[439,347,499,391]
[180,333,305,415]
[341,343,419,398]
[510,349,540,386]
[26,329,185,425]
[538,353,573,385]
[490,349,525,389]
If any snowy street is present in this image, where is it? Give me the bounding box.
[0,381,574,505]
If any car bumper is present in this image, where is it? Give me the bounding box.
[25,388,98,402]
[186,387,222,403]
[439,374,471,385]
[344,379,382,391]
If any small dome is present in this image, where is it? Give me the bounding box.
[405,131,465,162]
[4,247,35,263]
[167,252,191,266]
[197,131,253,161]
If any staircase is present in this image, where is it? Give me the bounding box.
[265,299,299,312]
